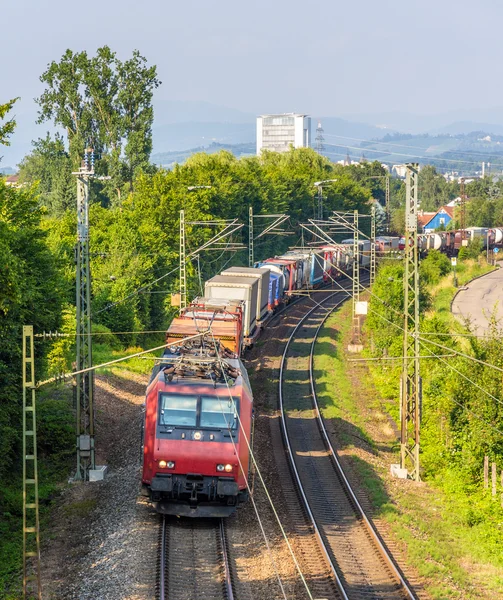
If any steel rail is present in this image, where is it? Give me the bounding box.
[219,519,235,600]
[279,291,350,600]
[309,307,417,600]
[159,515,167,600]
[158,516,234,600]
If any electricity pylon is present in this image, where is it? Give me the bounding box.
[73,151,95,480]
[401,163,421,481]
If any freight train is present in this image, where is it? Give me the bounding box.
[141,244,358,517]
[378,226,503,256]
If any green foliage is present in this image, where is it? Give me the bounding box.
[39,147,374,338]
[0,179,63,480]
[37,399,74,460]
[365,262,404,352]
[458,237,483,261]
[0,98,19,148]
[418,165,457,211]
[36,46,160,199]
[419,250,451,285]
[18,133,75,216]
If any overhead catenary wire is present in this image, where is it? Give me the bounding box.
[364,303,503,429]
[205,328,314,600]
[316,249,503,433]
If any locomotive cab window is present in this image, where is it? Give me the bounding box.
[160,395,197,426]
[200,396,238,430]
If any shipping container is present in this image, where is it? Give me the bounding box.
[204,275,259,338]
[166,316,242,356]
[178,297,244,355]
[221,267,270,321]
[263,258,298,295]
[256,263,285,307]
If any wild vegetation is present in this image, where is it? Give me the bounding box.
[365,251,503,575]
[3,42,503,597]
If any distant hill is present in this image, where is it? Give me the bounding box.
[152,142,256,167]
[152,131,503,175]
[0,166,16,175]
[342,108,503,137]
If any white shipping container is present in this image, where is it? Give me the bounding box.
[204,275,259,337]
[221,267,270,321]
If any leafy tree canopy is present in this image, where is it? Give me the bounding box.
[36,47,161,201]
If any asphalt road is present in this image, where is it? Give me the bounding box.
[451,265,503,334]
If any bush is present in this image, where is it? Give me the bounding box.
[420,250,452,285]
[37,398,74,459]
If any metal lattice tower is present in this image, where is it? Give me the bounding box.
[460,177,467,244]
[385,175,391,232]
[22,326,42,600]
[74,154,95,480]
[249,206,254,267]
[248,209,289,265]
[401,163,421,481]
[179,209,187,312]
[315,120,325,154]
[370,204,376,286]
[351,210,361,344]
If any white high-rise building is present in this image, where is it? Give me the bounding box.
[256,113,311,154]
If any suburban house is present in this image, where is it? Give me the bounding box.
[419,206,454,233]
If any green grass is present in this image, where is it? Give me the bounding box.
[313,296,503,599]
[92,339,162,376]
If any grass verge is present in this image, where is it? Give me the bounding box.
[314,297,503,600]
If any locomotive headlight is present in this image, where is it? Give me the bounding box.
[193,431,203,441]
[159,460,167,468]
[224,464,233,473]
[167,461,175,469]
[216,464,225,472]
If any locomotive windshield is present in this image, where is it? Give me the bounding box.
[200,396,237,429]
[159,395,197,426]
[158,393,238,430]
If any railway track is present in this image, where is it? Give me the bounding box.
[279,291,418,600]
[157,516,235,600]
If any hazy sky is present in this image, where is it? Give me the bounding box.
[1,0,502,162]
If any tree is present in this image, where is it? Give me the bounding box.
[0,178,63,479]
[0,98,19,157]
[36,47,161,201]
[18,134,75,215]
[419,165,453,211]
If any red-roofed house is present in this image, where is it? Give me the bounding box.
[421,206,454,232]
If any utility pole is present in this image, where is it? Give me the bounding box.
[401,163,421,481]
[249,206,254,267]
[313,179,337,221]
[248,209,290,265]
[460,177,467,246]
[73,150,95,481]
[350,209,363,350]
[370,204,376,286]
[179,209,187,312]
[22,325,42,600]
[385,174,391,232]
[317,185,323,221]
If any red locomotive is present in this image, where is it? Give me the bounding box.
[141,327,253,517]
